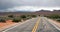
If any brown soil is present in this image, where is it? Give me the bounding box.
[0,20,16,30]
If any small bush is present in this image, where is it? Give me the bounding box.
[26,15,32,19]
[57,20,60,21]
[20,15,26,19]
[39,15,40,16]
[51,15,60,19]
[31,15,37,17]
[46,14,60,19]
[56,19,60,21]
[0,19,6,23]
[12,18,21,23]
[8,15,14,18]
[56,19,60,22]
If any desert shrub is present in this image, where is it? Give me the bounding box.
[46,14,60,19]
[20,15,26,19]
[45,14,60,22]
[27,15,30,17]
[0,19,6,23]
[8,15,14,18]
[56,19,60,22]
[57,19,60,21]
[51,15,60,19]
[12,18,21,23]
[31,15,37,17]
[38,15,40,16]
[26,15,32,19]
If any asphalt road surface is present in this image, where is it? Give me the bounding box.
[1,17,60,32]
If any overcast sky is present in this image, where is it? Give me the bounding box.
[0,0,60,12]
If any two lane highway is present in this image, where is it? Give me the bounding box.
[2,17,40,32]
[2,17,60,32]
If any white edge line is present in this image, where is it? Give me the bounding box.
[48,21,60,31]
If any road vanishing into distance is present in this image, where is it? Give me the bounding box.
[1,17,60,32]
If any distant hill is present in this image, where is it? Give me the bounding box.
[0,12,33,16]
[34,10,60,16]
[0,10,60,16]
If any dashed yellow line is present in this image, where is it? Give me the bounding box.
[32,18,40,32]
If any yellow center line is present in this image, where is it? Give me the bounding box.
[32,18,40,32]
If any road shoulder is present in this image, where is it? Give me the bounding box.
[46,18,60,31]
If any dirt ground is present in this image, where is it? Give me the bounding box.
[0,20,17,31]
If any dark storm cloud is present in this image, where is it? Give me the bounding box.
[0,0,19,10]
[0,0,60,12]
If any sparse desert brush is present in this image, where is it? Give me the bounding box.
[56,19,60,22]
[31,15,37,17]
[12,18,21,23]
[20,15,27,19]
[57,19,60,21]
[0,18,6,23]
[46,14,60,19]
[8,15,14,18]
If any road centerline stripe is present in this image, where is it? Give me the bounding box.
[32,17,40,32]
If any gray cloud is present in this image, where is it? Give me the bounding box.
[0,0,60,12]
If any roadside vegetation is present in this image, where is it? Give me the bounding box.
[31,15,37,17]
[8,15,14,18]
[44,14,60,22]
[0,18,6,23]
[0,14,37,23]
[12,18,21,23]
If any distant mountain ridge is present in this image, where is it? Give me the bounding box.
[0,10,60,16]
[35,10,60,15]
